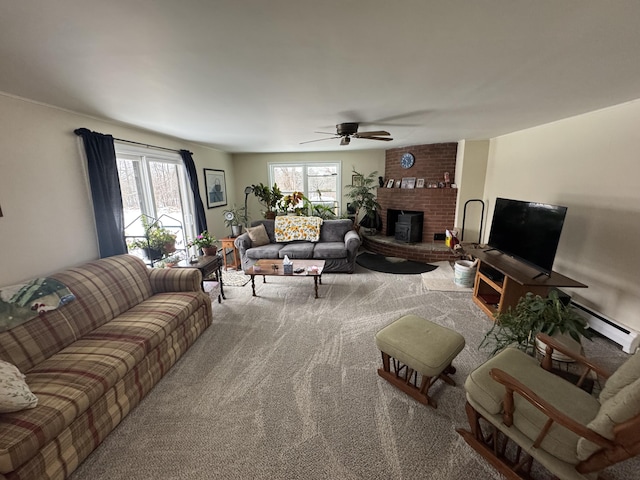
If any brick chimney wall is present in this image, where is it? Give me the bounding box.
[377,143,458,243]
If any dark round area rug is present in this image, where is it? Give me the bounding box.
[356,252,438,274]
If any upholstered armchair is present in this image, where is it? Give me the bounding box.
[458,333,640,480]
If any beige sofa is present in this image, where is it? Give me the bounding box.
[0,255,212,480]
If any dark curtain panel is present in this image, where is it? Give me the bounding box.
[180,149,208,234]
[74,128,128,258]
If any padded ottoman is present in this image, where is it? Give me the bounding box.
[375,314,466,408]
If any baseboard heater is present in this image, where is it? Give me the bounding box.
[571,301,640,354]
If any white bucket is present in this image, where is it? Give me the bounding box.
[454,260,478,288]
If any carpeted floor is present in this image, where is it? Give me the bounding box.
[421,260,474,292]
[356,252,437,274]
[69,264,637,480]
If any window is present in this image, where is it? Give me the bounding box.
[115,144,196,250]
[269,162,341,214]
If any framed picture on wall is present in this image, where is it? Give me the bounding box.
[352,174,364,187]
[204,168,227,209]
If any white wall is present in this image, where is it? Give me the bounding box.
[484,99,640,331]
[0,93,232,286]
[231,150,385,221]
[455,139,489,243]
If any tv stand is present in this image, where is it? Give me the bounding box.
[469,248,587,319]
[531,271,550,280]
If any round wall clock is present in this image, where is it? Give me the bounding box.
[401,152,415,169]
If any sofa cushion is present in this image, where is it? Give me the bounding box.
[250,220,276,242]
[0,361,37,413]
[312,242,347,259]
[247,244,284,260]
[319,219,354,242]
[599,350,640,403]
[279,242,315,259]
[0,255,154,373]
[577,376,640,461]
[274,216,323,242]
[247,224,271,247]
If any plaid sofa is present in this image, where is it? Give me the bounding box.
[0,255,213,480]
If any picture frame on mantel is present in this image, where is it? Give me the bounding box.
[204,168,227,209]
[386,178,394,188]
[401,177,416,189]
[416,178,425,188]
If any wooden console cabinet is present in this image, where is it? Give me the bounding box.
[469,248,587,319]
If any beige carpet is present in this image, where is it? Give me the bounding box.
[69,264,636,480]
[421,260,473,292]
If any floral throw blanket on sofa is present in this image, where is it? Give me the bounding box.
[0,277,75,332]
[274,216,323,242]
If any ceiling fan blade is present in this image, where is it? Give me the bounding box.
[300,136,339,144]
[354,131,390,137]
[361,136,394,141]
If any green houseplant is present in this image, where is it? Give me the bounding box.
[252,183,283,219]
[278,191,309,215]
[479,290,592,357]
[222,205,248,236]
[344,169,381,233]
[127,217,177,261]
[186,230,218,256]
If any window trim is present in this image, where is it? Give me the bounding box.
[268,161,342,212]
[114,142,197,242]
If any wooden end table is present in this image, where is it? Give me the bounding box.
[220,237,241,270]
[244,259,325,298]
[175,254,225,302]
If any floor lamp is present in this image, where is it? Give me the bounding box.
[244,186,254,227]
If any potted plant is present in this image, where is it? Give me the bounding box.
[127,219,177,261]
[479,290,592,358]
[279,191,309,215]
[160,253,183,267]
[344,169,381,233]
[186,231,218,256]
[222,205,248,237]
[252,183,283,219]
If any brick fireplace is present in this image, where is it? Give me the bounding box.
[378,143,457,243]
[363,143,458,262]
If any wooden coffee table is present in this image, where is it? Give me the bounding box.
[244,259,325,298]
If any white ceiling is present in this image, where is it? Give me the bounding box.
[1,1,640,153]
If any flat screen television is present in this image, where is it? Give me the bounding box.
[487,198,568,276]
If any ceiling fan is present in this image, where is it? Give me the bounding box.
[301,123,393,146]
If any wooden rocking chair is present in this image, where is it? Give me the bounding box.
[457,333,640,480]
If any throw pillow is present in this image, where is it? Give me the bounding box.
[0,360,38,413]
[247,224,270,247]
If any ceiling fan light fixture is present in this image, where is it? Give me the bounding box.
[301,121,392,146]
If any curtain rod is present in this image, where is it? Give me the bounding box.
[74,128,192,155]
[113,137,192,155]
